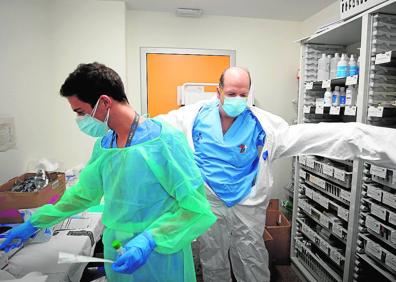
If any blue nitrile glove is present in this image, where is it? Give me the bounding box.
[112,231,156,274]
[0,221,38,253]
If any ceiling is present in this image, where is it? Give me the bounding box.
[124,0,338,21]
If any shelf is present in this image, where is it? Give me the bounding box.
[298,203,347,244]
[299,158,352,189]
[305,76,359,89]
[297,219,345,269]
[357,253,396,282]
[294,238,343,282]
[300,172,351,206]
[305,17,362,46]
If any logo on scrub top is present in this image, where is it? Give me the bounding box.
[239,144,247,153]
[195,132,203,142]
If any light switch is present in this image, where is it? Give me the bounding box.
[0,117,16,151]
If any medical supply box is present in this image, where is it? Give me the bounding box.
[0,172,66,223]
[265,199,291,265]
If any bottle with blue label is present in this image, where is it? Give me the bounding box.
[336,54,348,78]
[330,53,340,79]
[339,87,346,106]
[349,54,358,76]
[332,86,340,106]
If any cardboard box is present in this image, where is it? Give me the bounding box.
[0,172,66,223]
[265,199,291,265]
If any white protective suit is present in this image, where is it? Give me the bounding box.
[159,98,396,282]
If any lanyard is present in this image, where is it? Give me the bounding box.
[111,112,140,148]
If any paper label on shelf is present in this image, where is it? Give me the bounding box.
[330,106,341,115]
[295,239,303,252]
[389,211,396,226]
[375,51,392,65]
[338,207,349,221]
[320,214,330,228]
[334,168,346,181]
[367,186,382,201]
[322,80,331,88]
[303,105,311,114]
[385,252,396,270]
[390,230,396,245]
[313,191,321,203]
[299,169,307,179]
[319,195,329,209]
[305,187,313,199]
[315,105,324,114]
[333,224,344,238]
[382,192,396,209]
[370,165,387,179]
[366,215,381,234]
[310,175,326,189]
[344,106,357,116]
[366,240,382,260]
[368,106,384,117]
[346,75,358,85]
[299,155,307,165]
[370,202,387,221]
[320,239,330,254]
[340,190,351,202]
[330,249,342,265]
[305,82,314,90]
[322,164,334,177]
[306,158,315,169]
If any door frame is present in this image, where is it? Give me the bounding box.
[140,47,236,114]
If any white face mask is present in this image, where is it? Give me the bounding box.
[75,99,110,137]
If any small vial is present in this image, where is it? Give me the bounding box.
[112,240,125,256]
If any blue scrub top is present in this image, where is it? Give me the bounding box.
[192,101,265,207]
[101,119,161,149]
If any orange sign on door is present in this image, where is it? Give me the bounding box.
[146,54,230,117]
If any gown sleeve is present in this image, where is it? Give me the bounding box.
[30,141,104,228]
[270,121,396,168]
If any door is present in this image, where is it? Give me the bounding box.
[141,48,236,117]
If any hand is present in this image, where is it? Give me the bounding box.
[112,231,156,274]
[0,221,38,252]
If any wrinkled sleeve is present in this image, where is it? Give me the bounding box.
[145,131,217,254]
[271,121,396,167]
[31,141,104,228]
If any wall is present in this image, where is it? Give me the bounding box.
[301,1,340,37]
[126,11,302,199]
[0,0,126,183]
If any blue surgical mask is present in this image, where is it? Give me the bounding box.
[222,96,248,117]
[76,99,110,137]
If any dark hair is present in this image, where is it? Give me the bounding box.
[219,67,251,89]
[60,62,128,107]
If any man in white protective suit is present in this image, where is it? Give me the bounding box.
[158,66,396,282]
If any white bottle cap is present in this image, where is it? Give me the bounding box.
[335,86,340,91]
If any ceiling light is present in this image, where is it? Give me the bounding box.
[176,8,203,17]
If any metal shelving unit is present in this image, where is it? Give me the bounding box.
[291,1,396,282]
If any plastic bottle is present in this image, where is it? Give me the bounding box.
[324,87,333,107]
[317,53,330,81]
[349,55,358,76]
[339,87,346,106]
[332,86,340,106]
[330,53,340,79]
[344,54,350,76]
[112,240,126,256]
[336,54,348,78]
[346,85,357,106]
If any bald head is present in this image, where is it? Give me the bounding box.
[219,67,251,89]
